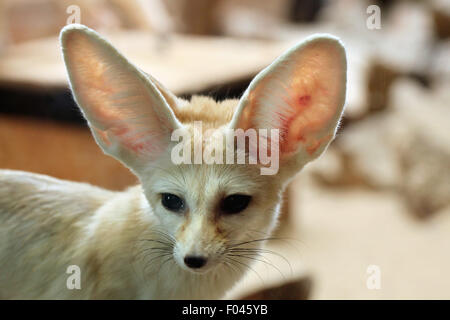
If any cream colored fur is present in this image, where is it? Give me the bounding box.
[0,24,346,299]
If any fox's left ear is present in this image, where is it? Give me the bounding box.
[230,35,346,171]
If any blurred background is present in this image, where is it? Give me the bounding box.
[0,0,449,299]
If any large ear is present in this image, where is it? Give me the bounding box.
[230,34,346,171]
[60,24,181,172]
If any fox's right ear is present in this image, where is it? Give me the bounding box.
[60,24,181,172]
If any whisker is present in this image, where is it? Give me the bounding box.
[228,237,282,249]
[228,247,293,276]
[143,252,173,275]
[227,253,286,279]
[224,258,246,279]
[138,239,174,246]
[147,229,176,243]
[222,261,240,278]
[157,255,175,281]
[225,256,264,285]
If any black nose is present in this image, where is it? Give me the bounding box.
[184,256,207,269]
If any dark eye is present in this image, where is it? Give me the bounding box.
[161,193,185,212]
[221,194,252,214]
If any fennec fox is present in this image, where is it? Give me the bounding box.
[0,24,346,299]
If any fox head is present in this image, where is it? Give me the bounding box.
[60,25,346,274]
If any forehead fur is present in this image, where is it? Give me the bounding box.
[173,96,239,130]
[150,163,267,196]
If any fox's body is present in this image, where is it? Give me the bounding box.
[0,25,346,299]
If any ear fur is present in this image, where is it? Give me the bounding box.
[60,24,181,172]
[230,34,347,171]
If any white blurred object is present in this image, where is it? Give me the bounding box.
[376,1,434,74]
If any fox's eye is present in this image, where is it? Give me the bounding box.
[221,194,252,214]
[161,193,185,212]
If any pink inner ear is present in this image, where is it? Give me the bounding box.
[87,97,162,155]
[95,122,168,156]
[298,94,311,105]
[270,42,345,155]
[279,93,313,141]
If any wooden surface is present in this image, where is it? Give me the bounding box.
[0,115,136,190]
[0,31,286,93]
